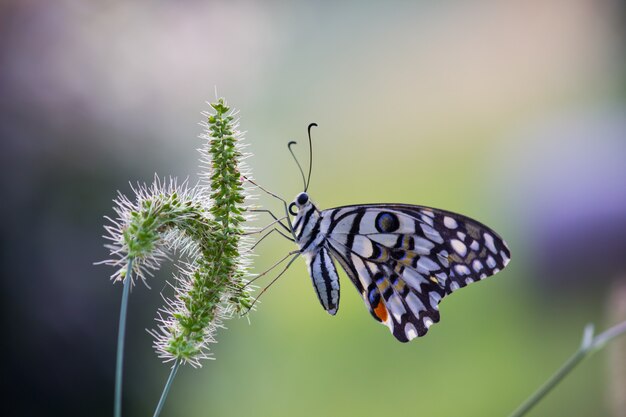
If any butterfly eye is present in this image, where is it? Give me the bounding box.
[296,192,309,205]
[289,202,298,215]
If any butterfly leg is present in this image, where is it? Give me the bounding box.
[249,209,292,234]
[244,250,301,289]
[242,252,301,315]
[242,176,295,236]
[244,228,294,254]
[243,215,290,236]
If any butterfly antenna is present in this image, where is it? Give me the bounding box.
[305,123,317,192]
[288,141,307,191]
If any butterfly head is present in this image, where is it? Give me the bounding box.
[289,191,322,249]
[289,191,313,215]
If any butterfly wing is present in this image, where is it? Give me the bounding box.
[322,204,511,342]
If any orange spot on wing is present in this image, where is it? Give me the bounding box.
[373,301,388,322]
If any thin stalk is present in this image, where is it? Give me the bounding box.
[114,259,133,417]
[508,346,588,417]
[153,359,181,417]
[509,320,626,417]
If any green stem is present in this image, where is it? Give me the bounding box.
[509,321,626,417]
[153,359,181,417]
[114,259,133,417]
[508,346,588,417]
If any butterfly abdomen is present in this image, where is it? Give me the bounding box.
[293,201,341,314]
[304,247,340,315]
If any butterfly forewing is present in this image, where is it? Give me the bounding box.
[323,204,510,342]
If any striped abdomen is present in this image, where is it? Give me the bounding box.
[293,202,340,315]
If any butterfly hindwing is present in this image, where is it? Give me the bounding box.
[326,240,441,341]
[323,204,510,342]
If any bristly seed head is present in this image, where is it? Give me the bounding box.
[100,98,255,366]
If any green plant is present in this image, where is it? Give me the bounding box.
[101,98,253,417]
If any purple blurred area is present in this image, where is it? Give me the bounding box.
[509,109,626,293]
[0,1,625,416]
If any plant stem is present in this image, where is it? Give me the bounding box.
[114,259,133,417]
[153,359,181,417]
[509,320,626,417]
[508,345,587,417]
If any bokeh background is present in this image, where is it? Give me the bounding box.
[1,1,625,416]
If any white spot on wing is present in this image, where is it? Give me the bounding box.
[368,233,398,248]
[470,240,480,251]
[405,323,418,340]
[319,214,333,235]
[472,259,484,272]
[330,232,348,247]
[414,237,435,255]
[397,213,418,233]
[443,216,458,229]
[403,268,427,291]
[486,255,496,268]
[417,257,440,274]
[387,293,406,322]
[350,255,372,290]
[424,317,434,328]
[437,251,450,268]
[406,292,425,316]
[500,250,510,266]
[420,223,444,244]
[429,291,441,309]
[450,239,467,257]
[450,282,460,291]
[331,213,359,234]
[484,233,497,254]
[454,265,471,275]
[359,211,379,234]
[351,235,374,258]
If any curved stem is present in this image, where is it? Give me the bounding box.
[592,320,626,350]
[508,347,588,417]
[509,320,626,417]
[114,259,133,417]
[153,359,181,417]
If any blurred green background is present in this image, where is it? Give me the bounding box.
[1,1,625,416]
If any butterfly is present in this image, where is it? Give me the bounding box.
[258,124,511,342]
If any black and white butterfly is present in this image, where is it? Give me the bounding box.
[256,124,510,342]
